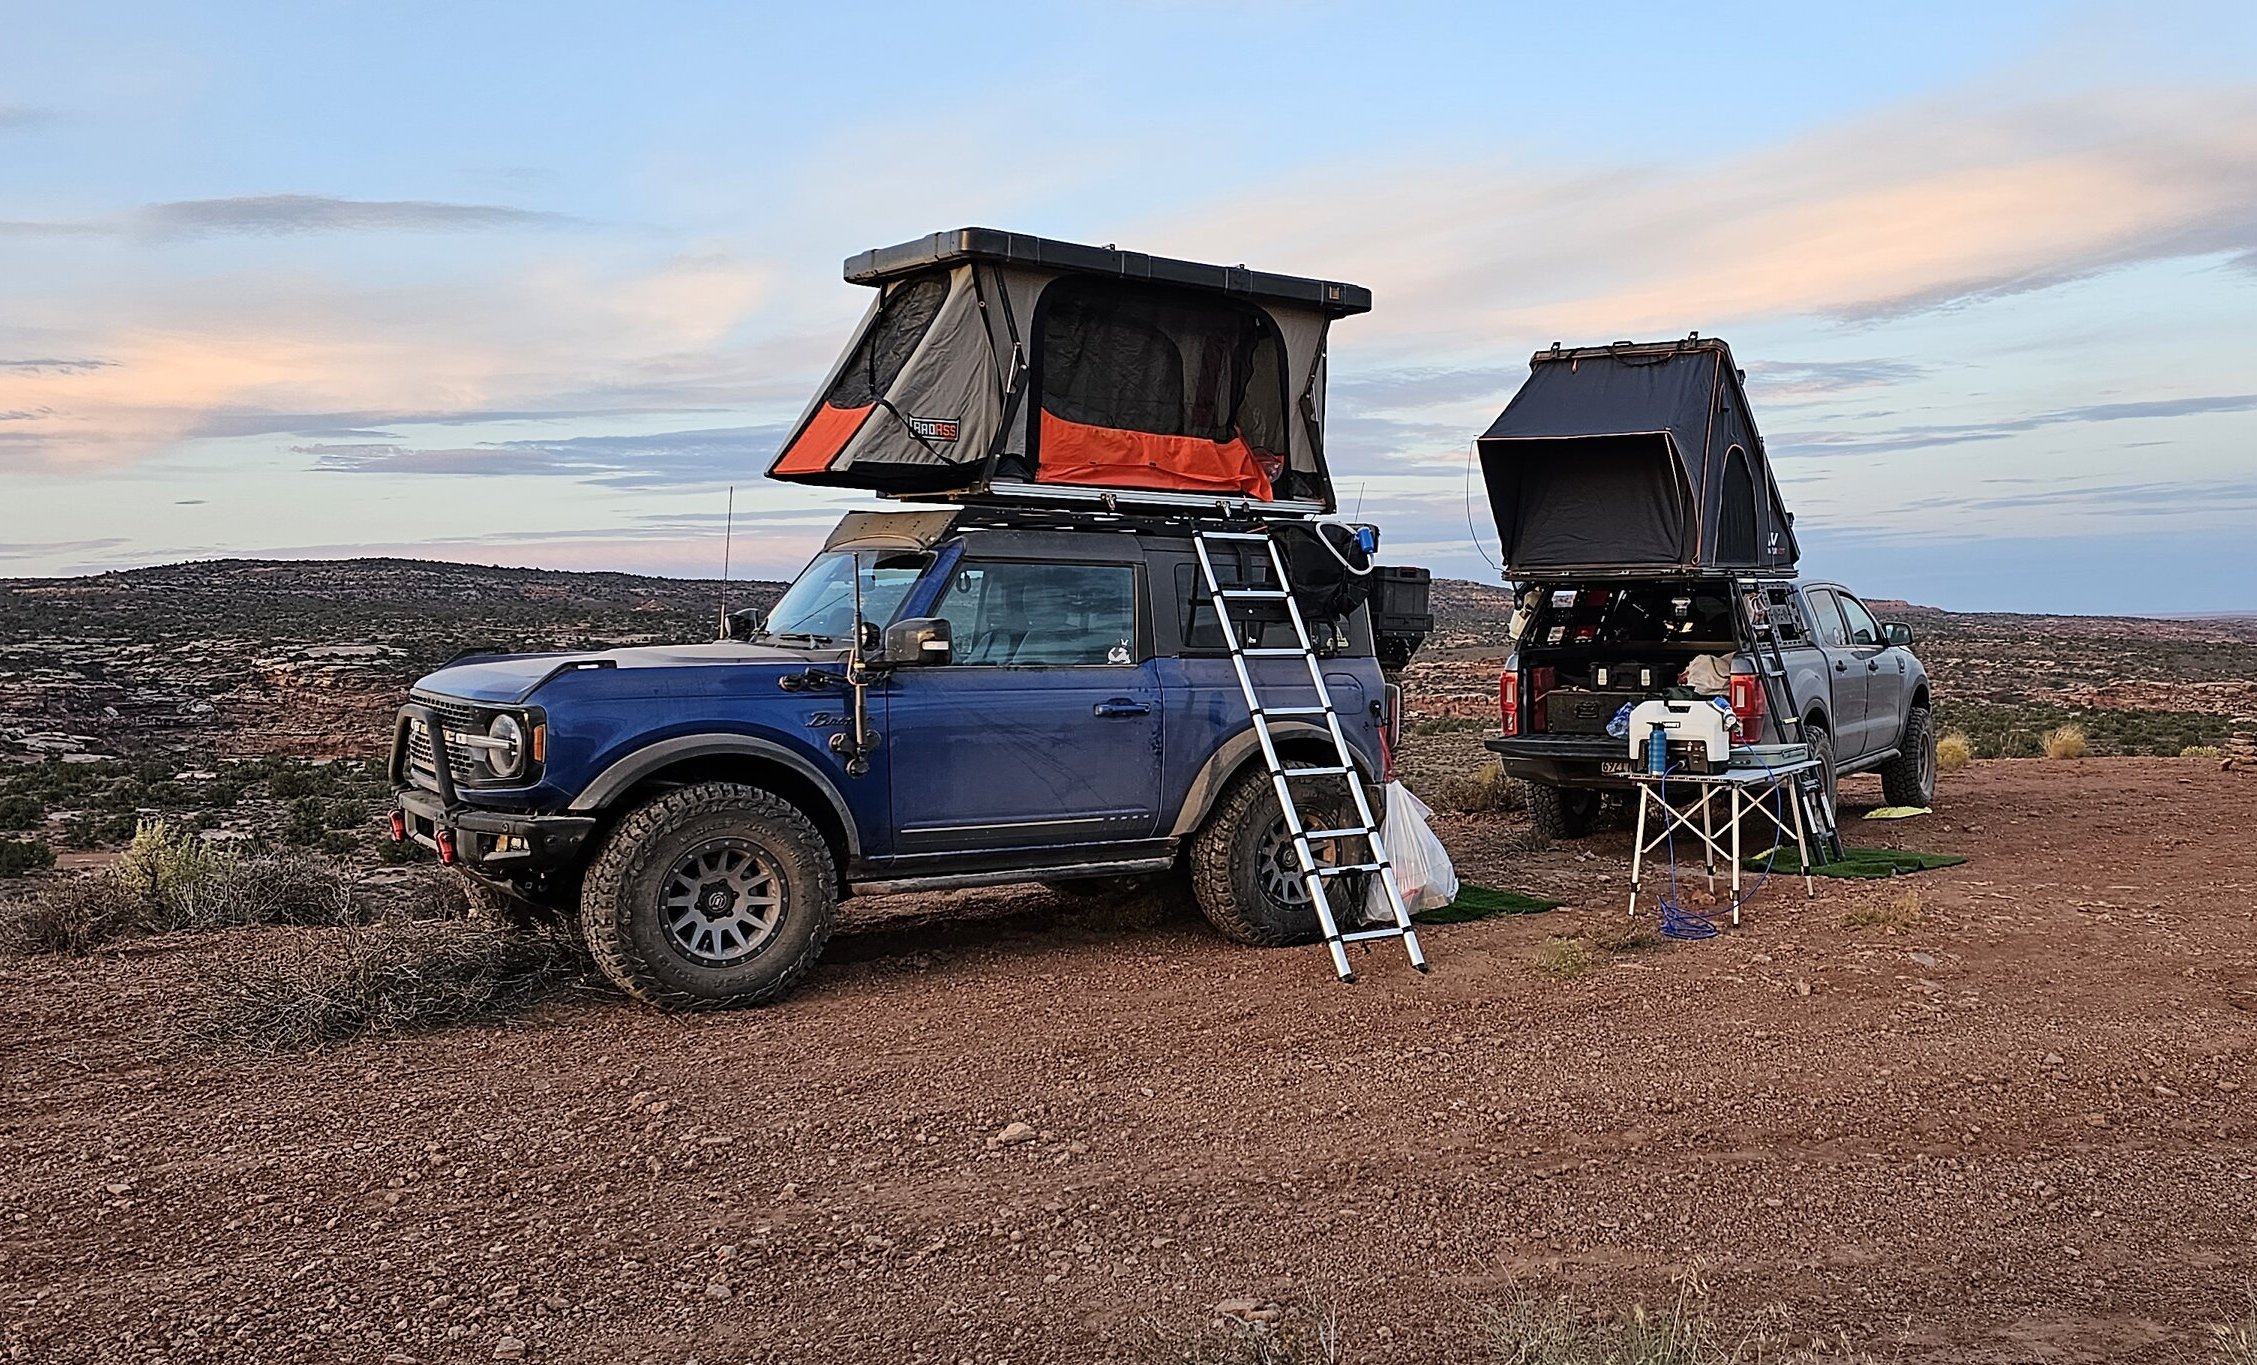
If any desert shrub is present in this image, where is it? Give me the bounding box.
[0,794,42,830]
[180,921,580,1050]
[1532,936,1597,978]
[1843,889,1921,932]
[1,874,135,955]
[1409,715,1487,736]
[1935,730,1973,772]
[0,838,55,879]
[220,847,364,926]
[1427,760,1522,815]
[118,819,241,929]
[2180,744,2225,760]
[2042,724,2089,760]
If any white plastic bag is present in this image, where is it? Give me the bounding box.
[1367,781,1458,918]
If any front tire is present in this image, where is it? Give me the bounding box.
[579,782,836,1010]
[1190,764,1361,947]
[1879,706,1938,807]
[1808,726,1840,826]
[1524,780,1603,840]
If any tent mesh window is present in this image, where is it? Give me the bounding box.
[1717,446,1758,564]
[1033,278,1292,496]
[829,273,949,410]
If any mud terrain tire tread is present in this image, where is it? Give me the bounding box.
[1523,780,1603,840]
[1189,763,1352,948]
[579,782,835,1011]
[1879,705,1937,807]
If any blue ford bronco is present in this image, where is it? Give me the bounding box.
[390,509,1412,1009]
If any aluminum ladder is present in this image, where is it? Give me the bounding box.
[1737,578,1844,862]
[1192,527,1429,982]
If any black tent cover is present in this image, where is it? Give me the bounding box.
[1476,337,1799,576]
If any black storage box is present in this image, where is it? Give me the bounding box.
[1370,565,1432,667]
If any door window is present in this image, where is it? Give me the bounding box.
[938,560,1137,666]
[1802,588,1849,647]
[1836,595,1882,646]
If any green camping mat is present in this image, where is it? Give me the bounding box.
[1413,884,1563,924]
[1742,845,1966,879]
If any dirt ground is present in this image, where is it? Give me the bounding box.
[4,759,2255,1364]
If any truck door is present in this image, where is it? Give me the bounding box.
[886,557,1164,852]
[1835,593,1904,755]
[1800,587,1873,757]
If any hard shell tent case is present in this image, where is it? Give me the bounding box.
[766,228,1371,519]
[1476,337,1801,577]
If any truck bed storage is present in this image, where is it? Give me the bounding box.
[1513,579,1745,735]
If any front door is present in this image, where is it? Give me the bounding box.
[886,557,1163,853]
[1835,593,1904,756]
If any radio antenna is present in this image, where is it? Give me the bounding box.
[717,484,736,638]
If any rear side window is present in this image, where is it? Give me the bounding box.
[1803,588,1849,647]
[826,273,948,409]
[1837,594,1881,646]
[936,560,1136,667]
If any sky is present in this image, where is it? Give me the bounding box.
[4,1,2256,614]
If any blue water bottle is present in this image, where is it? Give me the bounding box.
[1646,722,1669,776]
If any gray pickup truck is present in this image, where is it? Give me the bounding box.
[1485,576,1935,839]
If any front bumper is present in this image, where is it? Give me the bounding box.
[389,702,595,870]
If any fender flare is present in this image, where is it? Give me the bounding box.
[567,733,862,857]
[1165,721,1380,840]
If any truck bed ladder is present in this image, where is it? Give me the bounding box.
[1737,578,1844,862]
[1193,527,1429,983]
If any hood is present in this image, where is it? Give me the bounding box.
[414,640,844,706]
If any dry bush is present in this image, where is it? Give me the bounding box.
[1843,889,1922,932]
[1485,1277,1878,1364]
[2042,724,2090,760]
[120,821,363,931]
[1532,936,1597,978]
[118,819,241,930]
[1426,760,1522,815]
[1144,1292,1340,1365]
[180,921,580,1051]
[1935,730,1973,772]
[2214,1299,2257,1365]
[2180,745,2225,760]
[2,874,136,956]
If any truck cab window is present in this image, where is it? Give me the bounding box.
[940,560,1137,666]
[1803,588,1849,648]
[765,551,928,642]
[1836,595,1881,647]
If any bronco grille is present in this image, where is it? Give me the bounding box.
[405,692,489,789]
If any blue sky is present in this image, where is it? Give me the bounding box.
[4,1,2255,613]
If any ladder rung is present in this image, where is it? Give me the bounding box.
[1257,705,1329,717]
[1281,765,1353,777]
[1196,530,1273,543]
[1217,588,1292,600]
[1339,926,1411,943]
[1301,827,1372,841]
[1313,862,1385,877]
[1242,647,1309,658]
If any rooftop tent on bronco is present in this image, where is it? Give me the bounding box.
[1476,337,1800,576]
[766,228,1371,515]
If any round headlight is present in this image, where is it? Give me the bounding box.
[485,713,527,779]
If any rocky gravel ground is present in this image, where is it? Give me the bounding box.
[4,759,2254,1363]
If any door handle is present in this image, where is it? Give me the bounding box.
[1867,661,1881,672]
[1093,699,1151,718]
[1834,660,1848,672]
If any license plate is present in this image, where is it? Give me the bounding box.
[1600,760,1635,776]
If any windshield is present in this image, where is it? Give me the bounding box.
[763,551,929,642]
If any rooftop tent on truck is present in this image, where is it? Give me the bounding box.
[1475,337,1800,576]
[765,228,1371,516]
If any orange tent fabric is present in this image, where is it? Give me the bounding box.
[1035,412,1273,500]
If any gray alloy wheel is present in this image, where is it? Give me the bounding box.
[658,837,786,966]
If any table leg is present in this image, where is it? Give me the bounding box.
[1701,788,1716,890]
[1789,775,1815,899]
[1628,784,1647,920]
[1729,789,1743,927]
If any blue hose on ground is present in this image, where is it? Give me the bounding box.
[1652,746,1794,941]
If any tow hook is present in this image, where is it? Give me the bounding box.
[389,810,408,843]
[435,828,459,866]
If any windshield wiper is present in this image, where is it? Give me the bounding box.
[762,630,836,646]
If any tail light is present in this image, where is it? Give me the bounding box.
[1498,669,1520,736]
[1729,671,1768,738]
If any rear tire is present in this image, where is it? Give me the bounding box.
[1808,726,1840,826]
[1880,705,1938,807]
[579,782,836,1010]
[1524,780,1603,840]
[1190,764,1360,947]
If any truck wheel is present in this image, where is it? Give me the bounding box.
[1808,725,1840,825]
[1523,781,1603,840]
[579,782,836,1010]
[1190,764,1359,947]
[1879,705,1938,807]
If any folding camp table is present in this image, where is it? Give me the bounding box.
[1625,758,1819,925]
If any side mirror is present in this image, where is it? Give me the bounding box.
[1883,621,1914,647]
[721,608,765,642]
[881,616,952,667]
